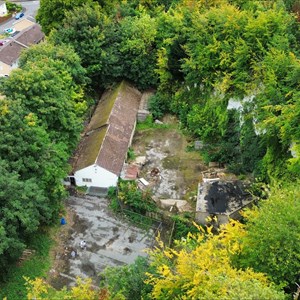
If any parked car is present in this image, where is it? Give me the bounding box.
[4,28,13,34]
[15,12,24,20]
[4,28,16,35]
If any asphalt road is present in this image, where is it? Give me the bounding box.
[0,1,40,33]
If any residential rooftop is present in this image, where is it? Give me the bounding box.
[0,23,44,66]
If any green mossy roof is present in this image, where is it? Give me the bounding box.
[87,82,123,131]
[74,82,130,172]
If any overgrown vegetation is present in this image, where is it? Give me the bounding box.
[0,43,87,280]
[5,1,22,13]
[0,232,52,300]
[119,181,156,213]
[136,115,175,131]
[127,147,136,162]
[101,256,153,300]
[171,214,201,242]
[1,0,300,298]
[36,0,300,182]
[108,181,158,230]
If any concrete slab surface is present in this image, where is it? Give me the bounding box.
[54,195,155,288]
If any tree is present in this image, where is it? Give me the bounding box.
[1,57,84,149]
[25,277,100,300]
[253,49,300,180]
[0,160,50,279]
[0,43,87,277]
[118,13,158,89]
[146,221,285,299]
[101,256,152,299]
[50,2,119,88]
[0,99,69,216]
[234,183,300,289]
[19,42,89,87]
[36,0,88,35]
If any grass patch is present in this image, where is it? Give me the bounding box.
[0,232,53,300]
[137,115,175,131]
[76,185,88,194]
[127,147,136,162]
[162,156,181,170]
[123,210,154,230]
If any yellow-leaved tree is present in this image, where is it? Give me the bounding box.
[146,220,285,300]
[25,277,101,300]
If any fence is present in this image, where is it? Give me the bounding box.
[114,185,176,247]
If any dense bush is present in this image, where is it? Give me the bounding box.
[117,180,157,214]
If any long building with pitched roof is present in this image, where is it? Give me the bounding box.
[69,81,141,190]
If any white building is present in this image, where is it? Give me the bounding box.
[0,1,7,17]
[68,81,142,192]
[0,23,44,76]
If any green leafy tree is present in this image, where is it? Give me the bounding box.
[102,256,152,299]
[155,4,188,93]
[36,0,88,35]
[253,49,300,180]
[118,13,158,89]
[19,43,88,87]
[234,183,300,289]
[1,58,83,149]
[0,99,68,213]
[186,95,228,142]
[0,160,50,279]
[50,2,120,88]
[117,181,156,214]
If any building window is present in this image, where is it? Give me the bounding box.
[82,178,92,183]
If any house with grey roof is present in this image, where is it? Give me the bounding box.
[0,41,24,69]
[0,23,44,76]
[69,81,141,191]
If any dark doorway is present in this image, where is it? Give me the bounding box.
[69,176,76,186]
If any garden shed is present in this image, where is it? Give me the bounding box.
[69,81,141,191]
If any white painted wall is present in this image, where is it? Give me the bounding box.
[0,62,11,77]
[0,3,7,16]
[74,164,118,188]
[11,59,19,69]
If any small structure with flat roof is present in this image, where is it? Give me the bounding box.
[196,180,253,225]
